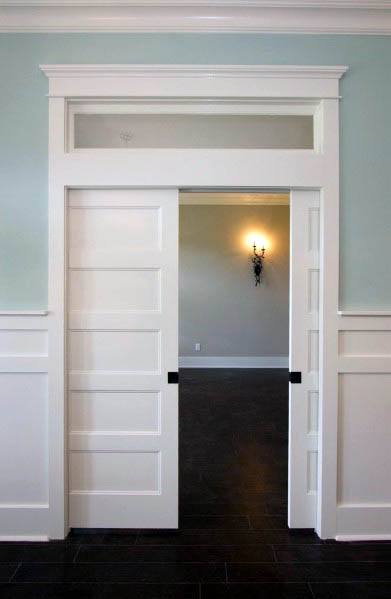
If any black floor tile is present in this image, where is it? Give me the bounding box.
[180,504,250,517]
[13,562,225,583]
[66,532,139,546]
[275,543,391,562]
[0,564,19,582]
[180,497,287,518]
[0,583,103,599]
[76,544,274,563]
[136,529,321,546]
[248,515,287,530]
[0,543,78,562]
[180,515,250,530]
[201,583,313,598]
[227,562,391,583]
[0,583,199,599]
[100,584,200,599]
[310,582,391,598]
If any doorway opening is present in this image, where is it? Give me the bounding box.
[178,190,291,524]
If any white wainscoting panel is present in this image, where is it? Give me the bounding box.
[336,315,391,539]
[69,451,159,494]
[69,391,160,434]
[69,330,160,373]
[69,269,161,312]
[0,315,49,539]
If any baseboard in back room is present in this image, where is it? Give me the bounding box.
[179,356,288,368]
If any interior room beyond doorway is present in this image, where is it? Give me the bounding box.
[178,191,291,516]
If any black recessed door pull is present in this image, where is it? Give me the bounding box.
[168,372,179,384]
[289,371,302,384]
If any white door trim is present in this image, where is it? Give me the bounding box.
[42,63,346,540]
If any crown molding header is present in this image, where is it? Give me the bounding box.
[40,63,348,79]
[40,63,347,98]
[2,1,391,34]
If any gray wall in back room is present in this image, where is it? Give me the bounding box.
[179,204,289,358]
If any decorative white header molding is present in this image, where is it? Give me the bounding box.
[2,1,391,34]
[40,63,347,79]
[40,63,347,98]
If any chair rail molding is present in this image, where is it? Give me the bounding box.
[2,0,391,34]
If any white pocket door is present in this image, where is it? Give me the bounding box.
[288,190,320,528]
[67,189,178,528]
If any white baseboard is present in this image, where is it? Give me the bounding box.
[0,504,49,538]
[336,534,391,542]
[0,535,49,542]
[336,505,391,540]
[179,356,288,368]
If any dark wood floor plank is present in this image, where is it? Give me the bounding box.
[0,564,19,582]
[180,515,250,530]
[0,583,200,598]
[0,543,77,562]
[13,562,225,583]
[76,544,274,563]
[275,543,391,562]
[227,562,391,583]
[136,529,322,546]
[201,583,313,598]
[310,582,391,598]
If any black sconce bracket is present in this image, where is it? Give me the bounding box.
[252,243,265,286]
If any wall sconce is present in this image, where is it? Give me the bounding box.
[252,241,266,286]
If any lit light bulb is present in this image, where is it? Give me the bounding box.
[243,231,268,252]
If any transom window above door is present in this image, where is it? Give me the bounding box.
[67,101,318,151]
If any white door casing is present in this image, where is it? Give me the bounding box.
[289,190,320,528]
[42,64,345,539]
[67,188,178,528]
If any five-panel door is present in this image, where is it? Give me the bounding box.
[288,190,320,528]
[67,188,178,528]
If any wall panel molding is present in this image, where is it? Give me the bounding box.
[0,314,49,540]
[2,1,391,33]
[336,313,391,540]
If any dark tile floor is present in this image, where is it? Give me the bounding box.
[1,369,390,597]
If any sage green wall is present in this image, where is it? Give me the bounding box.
[0,33,390,309]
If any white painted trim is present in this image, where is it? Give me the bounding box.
[40,64,347,80]
[338,310,391,317]
[0,505,49,538]
[179,356,288,368]
[0,315,49,329]
[4,1,391,7]
[0,536,49,542]
[40,64,347,100]
[43,63,344,540]
[0,310,48,316]
[336,505,391,537]
[336,534,391,542]
[4,2,391,34]
[0,356,49,373]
